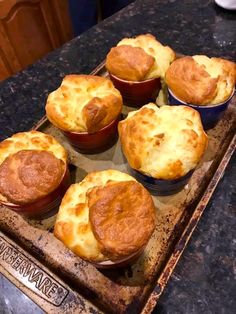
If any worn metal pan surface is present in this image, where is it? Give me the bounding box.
[0,61,235,314]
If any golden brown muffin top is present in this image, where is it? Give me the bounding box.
[106,45,155,81]
[0,131,67,204]
[46,75,122,133]
[0,130,67,166]
[88,180,156,261]
[105,34,175,81]
[166,55,236,105]
[54,170,156,262]
[0,150,65,205]
[119,104,208,180]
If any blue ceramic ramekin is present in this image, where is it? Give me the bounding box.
[167,88,235,130]
[130,168,194,196]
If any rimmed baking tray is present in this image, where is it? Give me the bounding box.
[0,62,235,314]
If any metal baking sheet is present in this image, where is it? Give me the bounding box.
[0,61,235,314]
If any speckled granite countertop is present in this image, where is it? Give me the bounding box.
[0,0,235,313]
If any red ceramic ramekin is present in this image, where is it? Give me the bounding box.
[91,246,145,269]
[62,116,120,153]
[0,166,70,219]
[109,73,161,107]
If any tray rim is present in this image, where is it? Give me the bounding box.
[142,133,236,313]
[0,231,101,314]
[1,59,235,313]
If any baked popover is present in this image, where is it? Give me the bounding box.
[46,75,123,133]
[0,131,67,206]
[106,34,175,81]
[54,170,156,262]
[166,55,236,105]
[118,104,208,180]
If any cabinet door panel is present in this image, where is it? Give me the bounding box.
[1,0,60,68]
[0,0,72,80]
[0,49,12,80]
[0,23,22,73]
[51,0,73,43]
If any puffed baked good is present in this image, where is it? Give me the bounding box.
[54,170,156,262]
[118,104,208,180]
[46,75,122,133]
[0,130,67,166]
[105,34,175,81]
[165,55,236,105]
[0,131,67,204]
[0,150,65,205]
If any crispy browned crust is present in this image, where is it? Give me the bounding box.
[46,75,122,133]
[106,33,176,80]
[166,56,218,105]
[212,57,236,96]
[212,57,236,80]
[54,170,143,262]
[106,45,155,81]
[0,150,65,204]
[166,56,236,105]
[82,94,121,133]
[0,130,67,166]
[88,181,156,260]
[118,104,208,180]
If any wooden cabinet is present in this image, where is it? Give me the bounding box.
[0,0,72,80]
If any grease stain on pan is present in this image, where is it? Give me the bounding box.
[0,71,235,313]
